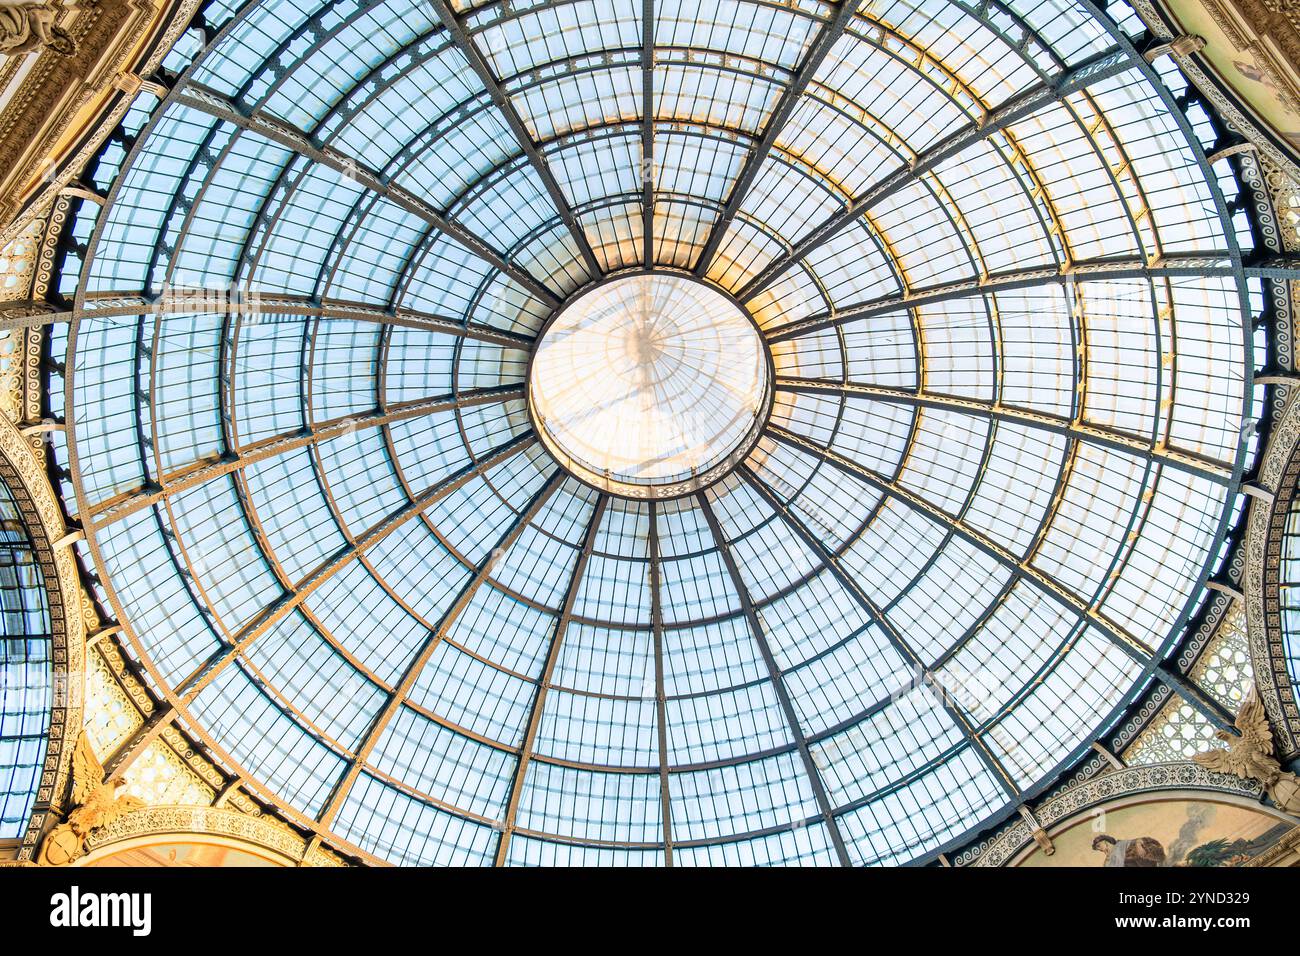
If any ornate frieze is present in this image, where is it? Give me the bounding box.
[81,805,345,867]
[0,412,83,863]
[1129,0,1299,181]
[0,2,75,57]
[969,762,1264,866]
[1246,389,1300,754]
[0,0,204,243]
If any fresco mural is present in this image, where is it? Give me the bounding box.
[1018,799,1295,867]
[85,842,284,867]
[1161,0,1300,152]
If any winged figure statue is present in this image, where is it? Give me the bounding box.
[1194,689,1300,813]
[36,732,145,866]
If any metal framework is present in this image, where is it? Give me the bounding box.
[41,0,1274,866]
[733,45,1134,302]
[696,491,854,865]
[426,0,603,278]
[494,493,609,864]
[693,0,864,277]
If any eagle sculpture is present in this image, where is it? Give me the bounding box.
[1194,690,1283,784]
[36,732,145,866]
[1194,689,1300,813]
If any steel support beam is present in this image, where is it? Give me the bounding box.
[1155,664,1239,734]
[495,494,609,865]
[318,469,566,827]
[77,292,534,350]
[735,46,1134,302]
[1204,578,1244,601]
[1245,255,1300,282]
[0,303,65,333]
[170,432,537,702]
[101,705,178,780]
[74,293,533,348]
[83,384,524,529]
[765,424,1156,668]
[694,0,864,277]
[776,377,1235,484]
[641,0,655,267]
[737,464,1020,800]
[648,501,674,865]
[174,84,561,308]
[696,492,853,865]
[762,257,1241,343]
[426,0,603,277]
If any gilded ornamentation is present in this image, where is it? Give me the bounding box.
[1243,388,1300,754]
[0,0,205,243]
[1126,697,1222,765]
[36,732,144,866]
[1245,824,1300,865]
[1252,153,1300,264]
[119,740,214,808]
[1194,688,1300,812]
[0,1,74,56]
[968,763,1263,866]
[83,646,144,757]
[1128,0,1300,180]
[81,805,348,867]
[1196,0,1300,114]
[158,724,224,793]
[0,217,40,301]
[0,412,84,862]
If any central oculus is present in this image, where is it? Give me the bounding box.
[528,274,771,498]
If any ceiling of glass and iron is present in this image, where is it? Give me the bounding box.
[58,0,1261,865]
[0,476,52,841]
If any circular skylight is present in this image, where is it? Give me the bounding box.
[529,274,770,497]
[58,0,1255,866]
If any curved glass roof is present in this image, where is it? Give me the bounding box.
[0,475,51,839]
[59,0,1258,864]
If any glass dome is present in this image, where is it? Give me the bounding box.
[59,0,1255,865]
[528,274,770,497]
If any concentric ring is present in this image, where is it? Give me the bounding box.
[528,274,772,497]
[55,0,1258,866]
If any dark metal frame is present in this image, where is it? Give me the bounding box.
[38,0,1281,865]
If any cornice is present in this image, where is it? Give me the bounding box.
[0,0,203,246]
[1248,388,1300,754]
[1133,0,1300,177]
[79,805,348,867]
[970,762,1266,866]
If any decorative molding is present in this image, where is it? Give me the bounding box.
[1189,0,1300,118]
[1193,688,1300,811]
[1132,0,1300,177]
[0,0,203,245]
[0,411,83,862]
[35,730,144,866]
[1177,590,1235,672]
[1247,388,1300,754]
[0,2,76,57]
[969,762,1265,866]
[78,805,346,867]
[1113,683,1176,754]
[1246,821,1300,864]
